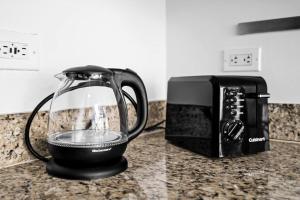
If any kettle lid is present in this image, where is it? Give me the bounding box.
[63,65,113,75]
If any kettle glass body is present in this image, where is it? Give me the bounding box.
[48,71,128,151]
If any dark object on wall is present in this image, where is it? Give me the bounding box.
[237,16,300,35]
[165,76,270,157]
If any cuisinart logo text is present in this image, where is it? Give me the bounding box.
[249,137,266,143]
[92,148,112,153]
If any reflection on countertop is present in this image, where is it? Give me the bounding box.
[0,131,299,199]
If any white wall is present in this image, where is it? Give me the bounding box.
[1,0,299,115]
[167,0,300,104]
[0,0,166,114]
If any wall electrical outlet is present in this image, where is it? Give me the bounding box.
[0,29,39,71]
[224,48,261,71]
[229,53,252,66]
[0,41,30,59]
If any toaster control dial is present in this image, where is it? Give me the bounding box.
[222,120,244,142]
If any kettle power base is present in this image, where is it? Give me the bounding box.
[46,157,128,180]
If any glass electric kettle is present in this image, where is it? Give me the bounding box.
[25,66,148,179]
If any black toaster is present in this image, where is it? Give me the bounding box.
[165,76,270,157]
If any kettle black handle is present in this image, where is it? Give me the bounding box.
[111,68,148,142]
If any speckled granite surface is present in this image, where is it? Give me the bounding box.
[0,131,299,200]
[0,101,299,170]
[269,104,300,142]
[0,101,165,169]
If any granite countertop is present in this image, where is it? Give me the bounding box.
[0,131,299,200]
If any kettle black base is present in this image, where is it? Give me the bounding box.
[46,157,128,180]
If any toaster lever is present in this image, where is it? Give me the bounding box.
[246,93,270,99]
[257,93,270,98]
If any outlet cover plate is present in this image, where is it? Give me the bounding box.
[0,29,39,71]
[223,47,261,72]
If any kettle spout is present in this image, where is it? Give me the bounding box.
[54,73,65,80]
